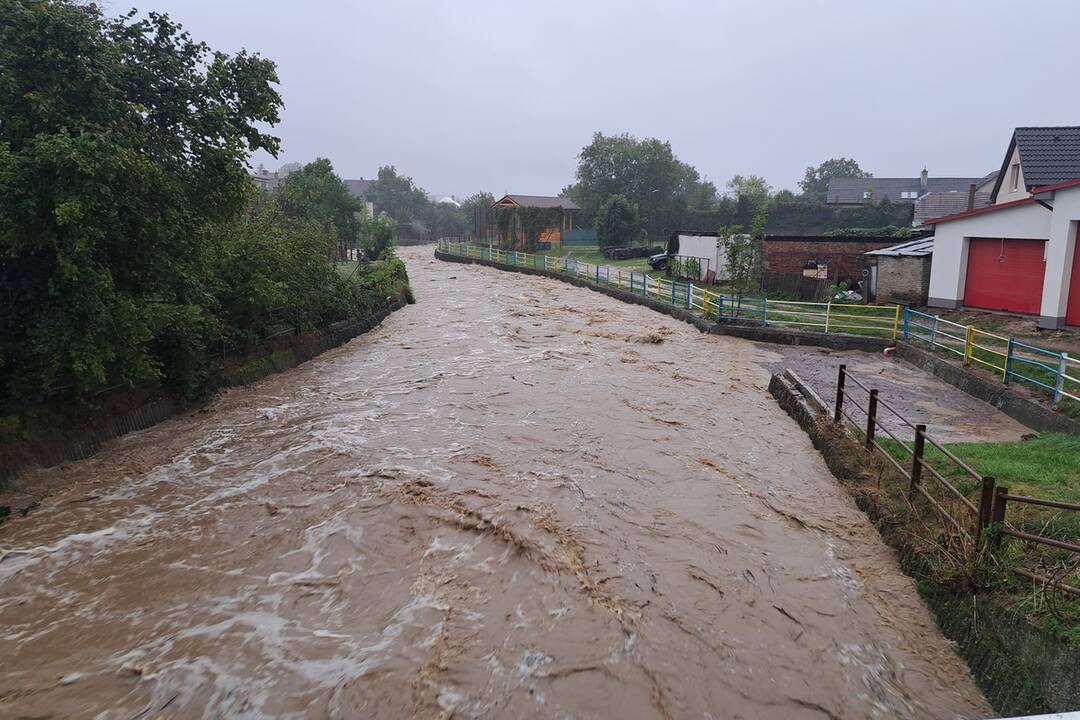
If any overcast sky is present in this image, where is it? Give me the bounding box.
[122,0,1079,198]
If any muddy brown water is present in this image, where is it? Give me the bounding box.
[0,247,991,719]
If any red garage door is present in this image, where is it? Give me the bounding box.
[964,238,1046,315]
[1067,228,1080,327]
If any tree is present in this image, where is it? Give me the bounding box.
[726,174,772,210]
[366,165,429,226]
[563,132,718,241]
[721,204,767,313]
[799,158,871,199]
[595,194,643,248]
[360,213,396,260]
[276,158,363,260]
[0,0,281,398]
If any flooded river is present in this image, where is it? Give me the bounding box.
[0,246,990,719]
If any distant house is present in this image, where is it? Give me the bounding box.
[913,190,992,227]
[989,126,1080,205]
[827,170,996,208]
[491,194,583,245]
[344,178,375,216]
[864,237,934,305]
[251,167,283,192]
[925,125,1080,328]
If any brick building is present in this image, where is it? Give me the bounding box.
[762,235,905,283]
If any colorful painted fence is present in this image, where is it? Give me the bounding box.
[437,241,1078,408]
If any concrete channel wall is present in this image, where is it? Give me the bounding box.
[896,342,1080,436]
[769,370,1080,716]
[0,298,408,489]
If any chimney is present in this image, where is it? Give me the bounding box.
[967,183,977,211]
[920,168,928,192]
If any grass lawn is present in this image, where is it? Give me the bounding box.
[537,244,657,272]
[335,261,361,279]
[877,433,1080,538]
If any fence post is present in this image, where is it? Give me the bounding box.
[834,364,846,423]
[977,475,996,542]
[930,315,940,349]
[892,305,901,340]
[1004,338,1015,384]
[902,306,910,339]
[964,325,975,366]
[910,424,927,500]
[644,274,649,297]
[686,283,692,308]
[990,485,1008,547]
[865,389,879,450]
[671,280,676,305]
[825,302,832,333]
[718,293,724,319]
[1053,353,1068,406]
[763,297,769,325]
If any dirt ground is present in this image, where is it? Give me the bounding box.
[0,247,991,719]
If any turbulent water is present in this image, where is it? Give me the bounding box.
[0,247,990,719]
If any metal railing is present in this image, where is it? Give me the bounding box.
[835,363,1080,597]
[904,308,1079,407]
[438,241,1080,409]
[438,240,901,337]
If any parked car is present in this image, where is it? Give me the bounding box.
[648,253,668,270]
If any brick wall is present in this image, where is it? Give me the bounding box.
[875,256,931,305]
[762,237,897,282]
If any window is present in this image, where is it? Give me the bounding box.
[900,191,918,199]
[862,191,872,199]
[1010,163,1020,192]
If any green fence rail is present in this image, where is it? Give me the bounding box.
[437,240,1079,408]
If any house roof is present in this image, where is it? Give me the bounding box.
[912,190,992,226]
[1014,126,1080,187]
[826,175,991,205]
[492,194,580,210]
[865,237,934,257]
[922,196,1040,225]
[344,179,371,199]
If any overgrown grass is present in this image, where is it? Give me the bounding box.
[877,434,1080,538]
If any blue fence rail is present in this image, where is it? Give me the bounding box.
[437,240,1080,409]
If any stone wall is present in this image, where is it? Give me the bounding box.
[875,255,931,305]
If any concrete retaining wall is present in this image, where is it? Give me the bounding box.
[0,298,408,489]
[769,370,1080,715]
[896,342,1080,436]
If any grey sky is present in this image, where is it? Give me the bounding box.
[135,0,1079,198]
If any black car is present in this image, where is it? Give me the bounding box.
[647,253,668,270]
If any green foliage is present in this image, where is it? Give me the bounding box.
[0,0,282,400]
[720,205,767,301]
[0,1,410,407]
[494,206,563,252]
[825,225,914,238]
[726,174,772,210]
[360,213,397,261]
[276,158,364,259]
[365,165,469,240]
[365,166,429,226]
[595,194,643,248]
[667,256,702,281]
[800,158,871,198]
[563,132,718,241]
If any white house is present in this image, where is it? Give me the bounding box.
[669,231,730,282]
[925,127,1080,329]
